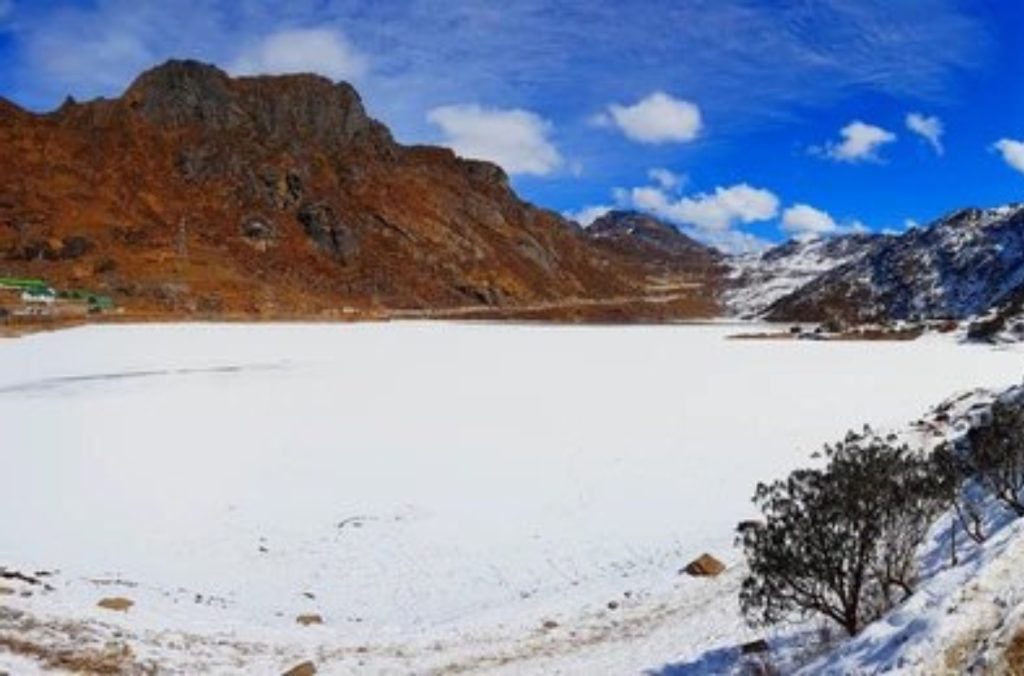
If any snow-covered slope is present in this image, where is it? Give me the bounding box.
[723,234,885,317]
[2,323,1022,673]
[800,384,1024,675]
[767,204,1024,324]
[654,384,1024,676]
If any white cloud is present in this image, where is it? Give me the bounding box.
[647,168,686,191]
[905,112,944,155]
[600,92,703,144]
[564,204,613,227]
[231,28,367,82]
[781,204,838,237]
[905,218,920,230]
[699,229,773,255]
[628,183,779,233]
[427,104,562,176]
[993,139,1024,175]
[814,120,897,163]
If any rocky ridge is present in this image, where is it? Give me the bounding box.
[0,60,718,321]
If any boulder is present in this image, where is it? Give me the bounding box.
[282,661,317,676]
[681,553,726,577]
[296,613,323,626]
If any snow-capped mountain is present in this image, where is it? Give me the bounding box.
[764,204,1024,324]
[723,234,886,318]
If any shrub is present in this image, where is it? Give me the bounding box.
[963,399,1024,517]
[967,315,1006,342]
[739,428,943,636]
[930,442,988,546]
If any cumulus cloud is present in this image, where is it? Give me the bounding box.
[427,104,562,176]
[582,173,875,253]
[781,204,838,237]
[993,139,1024,175]
[628,183,779,232]
[231,28,367,82]
[699,230,773,255]
[647,167,686,191]
[905,112,944,155]
[814,120,897,163]
[563,204,613,227]
[596,92,702,144]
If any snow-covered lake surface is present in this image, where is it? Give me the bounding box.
[2,322,1023,673]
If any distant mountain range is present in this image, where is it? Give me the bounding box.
[2,59,1023,331]
[762,205,1024,329]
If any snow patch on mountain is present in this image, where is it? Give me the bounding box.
[723,234,885,317]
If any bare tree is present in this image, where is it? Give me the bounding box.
[930,442,988,549]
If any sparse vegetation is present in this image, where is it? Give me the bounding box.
[936,399,1024,521]
[742,395,1024,640]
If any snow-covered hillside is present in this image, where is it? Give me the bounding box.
[767,204,1024,323]
[723,234,884,317]
[650,385,1024,675]
[1,323,1022,673]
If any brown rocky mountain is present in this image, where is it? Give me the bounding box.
[586,210,721,273]
[0,60,718,321]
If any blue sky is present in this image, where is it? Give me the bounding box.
[1,1,1022,251]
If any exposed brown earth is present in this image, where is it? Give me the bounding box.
[0,606,151,674]
[96,597,134,612]
[0,60,719,323]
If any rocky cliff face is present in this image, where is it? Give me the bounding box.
[0,60,715,320]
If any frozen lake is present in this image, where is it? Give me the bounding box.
[1,322,1022,671]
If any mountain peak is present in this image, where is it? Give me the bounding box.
[590,210,684,238]
[120,59,383,147]
[586,210,721,276]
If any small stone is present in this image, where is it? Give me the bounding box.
[296,614,324,626]
[681,553,726,577]
[282,660,317,676]
[607,601,619,610]
[542,620,558,630]
[97,597,134,612]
